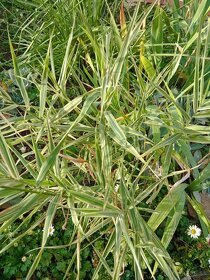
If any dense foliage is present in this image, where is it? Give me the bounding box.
[0,0,210,279]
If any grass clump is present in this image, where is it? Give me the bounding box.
[0,0,210,279]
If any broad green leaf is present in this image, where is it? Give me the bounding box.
[99,122,112,189]
[0,178,25,194]
[184,135,210,143]
[0,213,45,254]
[32,137,43,170]
[92,231,116,279]
[26,250,43,280]
[111,2,155,87]
[178,140,199,179]
[162,144,173,177]
[0,193,22,208]
[77,208,118,217]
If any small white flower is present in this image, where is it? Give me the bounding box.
[187,225,201,239]
[205,234,210,245]
[42,224,55,236]
[48,224,55,236]
[22,256,27,262]
[208,259,210,268]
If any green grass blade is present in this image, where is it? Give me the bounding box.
[119,215,144,280]
[26,249,43,280]
[36,92,99,186]
[148,184,187,231]
[0,133,20,179]
[42,193,60,246]
[151,6,163,57]
[161,196,186,248]
[187,0,209,33]
[187,194,210,232]
[9,36,30,108]
[39,37,51,118]
[58,19,75,97]
[10,146,38,179]
[188,163,210,192]
[26,193,61,279]
[53,96,83,121]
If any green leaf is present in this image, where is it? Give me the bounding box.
[140,56,156,79]
[161,196,185,248]
[42,193,60,246]
[0,133,20,179]
[53,96,83,121]
[36,91,99,186]
[68,190,119,212]
[188,163,210,192]
[10,146,38,179]
[0,193,48,229]
[58,20,75,96]
[39,37,51,118]
[148,184,187,231]
[151,6,163,55]
[187,195,210,231]
[187,0,209,33]
[26,193,61,280]
[105,111,148,165]
[9,36,29,107]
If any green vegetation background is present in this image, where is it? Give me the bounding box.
[0,0,209,279]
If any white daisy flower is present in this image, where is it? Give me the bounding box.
[43,224,55,236]
[205,234,210,245]
[48,224,55,236]
[187,225,201,239]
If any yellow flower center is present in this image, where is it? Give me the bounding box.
[191,229,196,234]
